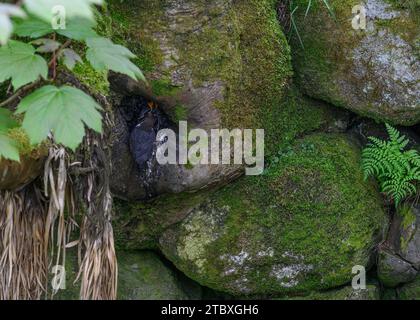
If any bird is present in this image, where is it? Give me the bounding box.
[129,102,158,170]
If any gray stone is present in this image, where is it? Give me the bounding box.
[377,249,417,287]
[291,0,420,125]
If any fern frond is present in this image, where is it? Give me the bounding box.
[362,123,420,207]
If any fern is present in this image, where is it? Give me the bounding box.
[362,124,420,207]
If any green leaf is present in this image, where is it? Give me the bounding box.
[14,16,97,41]
[58,17,98,40]
[0,108,18,133]
[0,134,19,161]
[13,16,53,38]
[15,85,103,150]
[0,4,26,45]
[23,0,103,23]
[60,48,82,70]
[0,40,48,89]
[86,37,146,82]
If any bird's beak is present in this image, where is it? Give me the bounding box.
[148,101,156,110]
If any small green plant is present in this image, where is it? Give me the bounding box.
[362,124,420,207]
[0,0,145,161]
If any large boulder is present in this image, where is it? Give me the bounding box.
[290,0,420,125]
[159,133,387,296]
[105,0,294,200]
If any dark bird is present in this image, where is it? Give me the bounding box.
[130,103,157,170]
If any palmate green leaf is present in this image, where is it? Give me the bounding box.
[16,85,103,150]
[23,0,103,23]
[0,134,19,162]
[0,4,26,45]
[0,40,48,89]
[86,37,146,82]
[14,16,98,41]
[0,108,18,133]
[13,16,53,38]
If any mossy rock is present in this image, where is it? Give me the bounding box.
[104,0,293,195]
[159,133,387,296]
[377,249,417,287]
[398,276,420,300]
[113,190,211,250]
[279,284,380,300]
[105,0,292,144]
[0,128,48,190]
[290,0,420,125]
[384,204,420,280]
[53,249,202,300]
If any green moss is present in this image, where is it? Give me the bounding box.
[72,62,110,96]
[398,205,417,251]
[398,276,420,300]
[117,251,198,300]
[278,285,380,300]
[400,206,416,230]
[6,127,48,158]
[172,104,188,122]
[113,190,210,250]
[213,0,293,145]
[163,133,386,296]
[53,249,199,300]
[151,79,181,97]
[265,85,348,153]
[290,0,361,107]
[101,0,164,72]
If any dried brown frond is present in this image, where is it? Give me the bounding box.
[0,187,48,300]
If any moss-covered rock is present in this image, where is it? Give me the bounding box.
[290,0,420,125]
[159,133,387,296]
[279,284,380,300]
[104,0,293,199]
[0,127,48,191]
[54,249,202,300]
[377,249,417,287]
[398,276,420,300]
[113,190,211,250]
[105,0,292,139]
